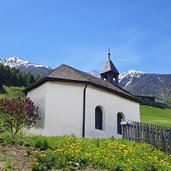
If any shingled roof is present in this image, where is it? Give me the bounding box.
[100,59,119,74]
[24,64,139,102]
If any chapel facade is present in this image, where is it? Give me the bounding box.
[24,52,140,138]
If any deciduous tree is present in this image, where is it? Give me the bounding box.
[0,97,40,137]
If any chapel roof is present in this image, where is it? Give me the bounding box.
[24,64,139,102]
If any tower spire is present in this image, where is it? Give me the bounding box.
[100,49,119,86]
[108,48,111,60]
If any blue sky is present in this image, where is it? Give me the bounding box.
[0,0,171,73]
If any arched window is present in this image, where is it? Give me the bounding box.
[95,106,103,130]
[117,112,125,134]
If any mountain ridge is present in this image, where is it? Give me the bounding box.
[1,57,170,98]
[0,57,52,76]
[89,70,171,99]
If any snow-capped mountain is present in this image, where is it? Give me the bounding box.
[118,70,171,98]
[119,70,145,88]
[0,57,50,69]
[88,69,171,98]
[0,57,52,76]
[89,69,145,88]
[88,70,100,78]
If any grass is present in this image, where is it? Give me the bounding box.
[140,105,171,127]
[0,86,25,98]
[0,133,171,171]
[32,136,171,171]
[0,155,14,170]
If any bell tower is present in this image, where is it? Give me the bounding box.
[100,49,119,86]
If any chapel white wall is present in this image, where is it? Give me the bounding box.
[85,85,140,138]
[25,81,140,138]
[24,83,48,135]
[44,82,85,137]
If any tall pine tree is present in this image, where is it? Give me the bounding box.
[0,64,40,89]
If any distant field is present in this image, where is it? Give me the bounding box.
[167,96,171,102]
[166,96,171,107]
[0,86,25,98]
[140,105,171,127]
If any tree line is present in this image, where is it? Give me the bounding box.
[0,64,40,89]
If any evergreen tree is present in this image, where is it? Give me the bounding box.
[28,74,35,85]
[0,64,40,88]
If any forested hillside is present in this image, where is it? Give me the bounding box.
[0,64,40,91]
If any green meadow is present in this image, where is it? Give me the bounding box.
[140,105,171,127]
[0,86,25,98]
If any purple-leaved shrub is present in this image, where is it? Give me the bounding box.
[0,97,40,137]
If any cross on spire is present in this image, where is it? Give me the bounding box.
[108,48,111,60]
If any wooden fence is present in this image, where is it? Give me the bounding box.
[121,120,171,154]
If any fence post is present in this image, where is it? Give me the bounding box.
[121,120,128,139]
[121,122,124,138]
[120,120,171,154]
[169,128,171,154]
[155,125,159,149]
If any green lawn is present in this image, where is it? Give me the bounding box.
[0,86,25,98]
[140,105,171,127]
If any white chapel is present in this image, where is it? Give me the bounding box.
[24,52,140,138]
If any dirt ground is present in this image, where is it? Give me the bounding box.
[0,144,100,171]
[0,143,34,171]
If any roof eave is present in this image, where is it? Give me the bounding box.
[100,70,119,75]
[23,77,139,103]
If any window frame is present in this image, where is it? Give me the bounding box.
[95,106,103,130]
[117,112,125,135]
